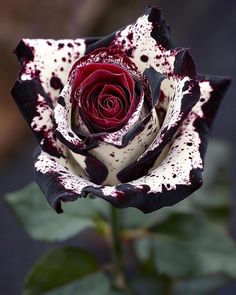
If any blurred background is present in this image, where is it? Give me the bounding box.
[0,0,235,294]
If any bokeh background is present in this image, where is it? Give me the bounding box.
[0,0,235,294]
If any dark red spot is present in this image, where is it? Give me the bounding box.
[115,191,125,198]
[47,41,52,46]
[85,155,108,184]
[50,77,63,90]
[125,48,133,57]
[67,43,73,48]
[58,96,65,106]
[127,32,133,41]
[14,40,34,61]
[68,132,74,137]
[62,57,66,62]
[140,55,148,62]
[58,43,64,49]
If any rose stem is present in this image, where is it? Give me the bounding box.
[110,205,132,293]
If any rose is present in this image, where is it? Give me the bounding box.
[12,7,230,213]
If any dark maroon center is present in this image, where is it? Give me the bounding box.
[71,63,141,133]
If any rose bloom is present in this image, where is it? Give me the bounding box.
[12,7,230,213]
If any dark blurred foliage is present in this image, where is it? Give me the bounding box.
[0,0,235,294]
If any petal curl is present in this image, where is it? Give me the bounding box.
[33,76,230,213]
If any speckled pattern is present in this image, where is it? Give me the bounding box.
[15,38,87,104]
[12,7,230,213]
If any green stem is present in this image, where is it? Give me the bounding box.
[110,205,132,294]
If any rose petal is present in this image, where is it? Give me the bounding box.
[144,67,166,107]
[11,79,63,157]
[117,50,200,182]
[14,38,101,104]
[54,47,151,153]
[86,7,174,75]
[33,75,230,213]
[54,80,160,185]
[12,38,100,155]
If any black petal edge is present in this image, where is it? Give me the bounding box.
[117,81,200,183]
[144,67,166,107]
[14,39,34,62]
[196,75,231,160]
[34,75,230,213]
[85,32,117,55]
[146,7,173,50]
[34,166,202,214]
[11,79,60,157]
[84,168,202,213]
[85,6,173,56]
[174,49,196,78]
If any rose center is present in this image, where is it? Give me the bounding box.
[71,63,141,133]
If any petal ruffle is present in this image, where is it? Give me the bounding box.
[34,76,230,213]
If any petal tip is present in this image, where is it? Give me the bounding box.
[13,39,34,62]
[145,6,173,50]
[174,48,196,78]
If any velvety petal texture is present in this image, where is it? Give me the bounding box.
[12,7,230,213]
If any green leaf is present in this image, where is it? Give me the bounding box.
[43,272,111,295]
[132,277,166,295]
[173,275,229,295]
[134,238,152,262]
[5,182,109,241]
[151,214,236,278]
[202,139,230,188]
[23,247,98,295]
[122,200,192,230]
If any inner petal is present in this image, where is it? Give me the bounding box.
[98,94,123,118]
[72,65,138,133]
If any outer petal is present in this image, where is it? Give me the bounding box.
[86,7,175,75]
[14,38,100,103]
[11,78,63,157]
[12,38,100,155]
[34,76,230,213]
[117,50,200,182]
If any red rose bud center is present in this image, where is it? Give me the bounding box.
[71,63,141,133]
